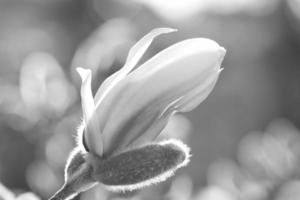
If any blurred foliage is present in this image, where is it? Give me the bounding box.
[1,0,300,199]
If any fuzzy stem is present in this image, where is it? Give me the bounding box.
[48,184,77,200]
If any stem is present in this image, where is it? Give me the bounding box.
[48,184,77,200]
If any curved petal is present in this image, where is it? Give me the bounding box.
[86,28,178,155]
[77,68,103,156]
[127,68,222,148]
[175,68,222,112]
[97,38,226,156]
[77,68,94,122]
[94,28,177,107]
[128,99,179,149]
[123,27,177,73]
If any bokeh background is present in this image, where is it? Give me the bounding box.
[1,0,300,199]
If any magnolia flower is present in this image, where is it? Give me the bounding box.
[49,28,226,200]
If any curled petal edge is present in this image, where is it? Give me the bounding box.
[94,28,177,108]
[77,67,103,156]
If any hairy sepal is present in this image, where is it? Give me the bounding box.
[93,139,191,192]
[64,147,85,181]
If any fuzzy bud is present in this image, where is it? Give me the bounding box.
[92,139,190,192]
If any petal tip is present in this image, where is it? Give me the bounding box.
[217,47,226,66]
[151,27,178,35]
[77,67,92,81]
[219,47,226,56]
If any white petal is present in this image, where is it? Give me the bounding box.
[122,74,221,149]
[97,38,225,155]
[128,99,179,148]
[121,69,221,148]
[123,27,177,73]
[77,67,95,122]
[77,67,103,156]
[93,28,177,107]
[176,68,222,112]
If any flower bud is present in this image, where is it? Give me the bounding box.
[77,28,226,157]
[49,28,226,200]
